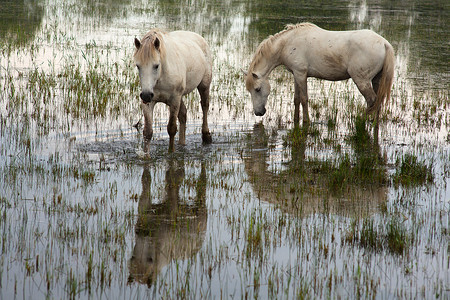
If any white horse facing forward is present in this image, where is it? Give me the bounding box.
[134,29,212,151]
[245,23,394,125]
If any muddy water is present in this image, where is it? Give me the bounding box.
[0,0,448,299]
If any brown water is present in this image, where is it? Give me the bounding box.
[0,0,448,299]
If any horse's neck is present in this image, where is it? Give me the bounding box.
[159,39,178,76]
[252,37,285,77]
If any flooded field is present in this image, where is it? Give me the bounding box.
[0,0,448,299]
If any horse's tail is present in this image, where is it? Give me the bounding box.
[371,43,395,115]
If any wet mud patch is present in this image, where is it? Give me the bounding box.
[74,122,248,167]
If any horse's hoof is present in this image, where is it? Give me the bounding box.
[366,103,377,115]
[143,130,153,140]
[202,132,212,144]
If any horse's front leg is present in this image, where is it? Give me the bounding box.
[178,100,187,145]
[167,98,181,152]
[294,74,309,125]
[141,101,155,140]
[198,84,212,144]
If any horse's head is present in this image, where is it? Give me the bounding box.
[134,31,164,103]
[245,71,270,116]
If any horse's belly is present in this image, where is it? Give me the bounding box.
[184,69,205,94]
[307,67,350,81]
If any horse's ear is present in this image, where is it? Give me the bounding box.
[252,72,259,79]
[134,38,141,49]
[154,37,160,51]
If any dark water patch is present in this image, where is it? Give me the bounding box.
[0,0,43,49]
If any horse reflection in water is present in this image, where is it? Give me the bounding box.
[244,123,387,217]
[128,159,207,286]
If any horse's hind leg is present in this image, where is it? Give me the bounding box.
[198,84,212,144]
[372,71,382,96]
[371,71,383,125]
[351,76,377,113]
[352,75,380,135]
[178,100,187,145]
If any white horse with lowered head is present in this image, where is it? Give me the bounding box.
[134,29,212,152]
[245,23,394,125]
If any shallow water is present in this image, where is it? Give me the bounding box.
[0,0,449,299]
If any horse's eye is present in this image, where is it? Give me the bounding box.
[136,65,140,71]
[255,87,261,93]
[153,64,159,70]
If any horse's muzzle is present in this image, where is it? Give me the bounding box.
[140,91,154,103]
[254,107,266,116]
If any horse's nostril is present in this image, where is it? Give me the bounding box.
[254,108,266,116]
[140,91,154,103]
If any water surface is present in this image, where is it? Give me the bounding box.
[0,0,448,299]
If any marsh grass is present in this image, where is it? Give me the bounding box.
[392,153,434,186]
[245,212,264,260]
[283,123,321,148]
[281,115,387,197]
[345,216,413,255]
[282,125,308,148]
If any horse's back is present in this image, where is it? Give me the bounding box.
[169,31,212,85]
[337,29,390,79]
[168,31,211,62]
[286,26,390,80]
[309,27,388,60]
